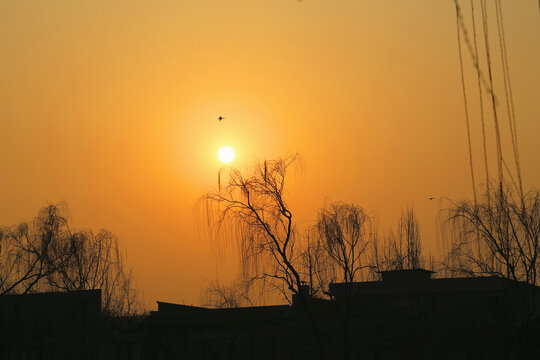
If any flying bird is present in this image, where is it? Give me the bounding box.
[429,197,435,200]
[218,116,224,121]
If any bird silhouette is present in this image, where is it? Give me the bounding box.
[429,197,435,200]
[218,116,224,121]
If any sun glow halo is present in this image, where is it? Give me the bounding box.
[218,146,235,163]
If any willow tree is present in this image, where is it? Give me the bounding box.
[315,201,374,284]
[371,207,425,273]
[443,185,540,285]
[201,155,303,302]
[202,277,256,309]
[0,205,66,296]
[0,203,141,316]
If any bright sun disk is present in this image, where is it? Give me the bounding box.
[218,146,235,163]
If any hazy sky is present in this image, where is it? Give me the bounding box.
[1,0,538,307]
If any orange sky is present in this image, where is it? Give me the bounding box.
[1,0,538,308]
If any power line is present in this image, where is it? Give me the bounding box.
[454,0,478,204]
[495,0,524,202]
[480,0,504,189]
[470,0,490,204]
[454,2,496,101]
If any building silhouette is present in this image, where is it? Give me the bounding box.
[1,269,539,359]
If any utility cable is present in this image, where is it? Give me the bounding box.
[495,0,524,203]
[480,0,504,189]
[455,0,478,204]
[455,3,496,101]
[470,0,491,204]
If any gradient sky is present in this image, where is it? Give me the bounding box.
[1,0,538,307]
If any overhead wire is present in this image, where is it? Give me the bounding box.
[454,3,496,101]
[454,0,478,204]
[502,158,520,194]
[495,0,524,203]
[480,0,504,190]
[454,0,525,205]
[470,0,491,204]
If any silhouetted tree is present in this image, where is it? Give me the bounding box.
[371,207,425,273]
[0,203,141,316]
[201,155,304,302]
[443,184,540,286]
[202,277,256,309]
[315,201,374,284]
[201,154,326,358]
[297,232,330,298]
[0,205,65,296]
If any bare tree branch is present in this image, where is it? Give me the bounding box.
[0,203,142,316]
[200,155,304,301]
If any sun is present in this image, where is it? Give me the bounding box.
[218,146,235,163]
